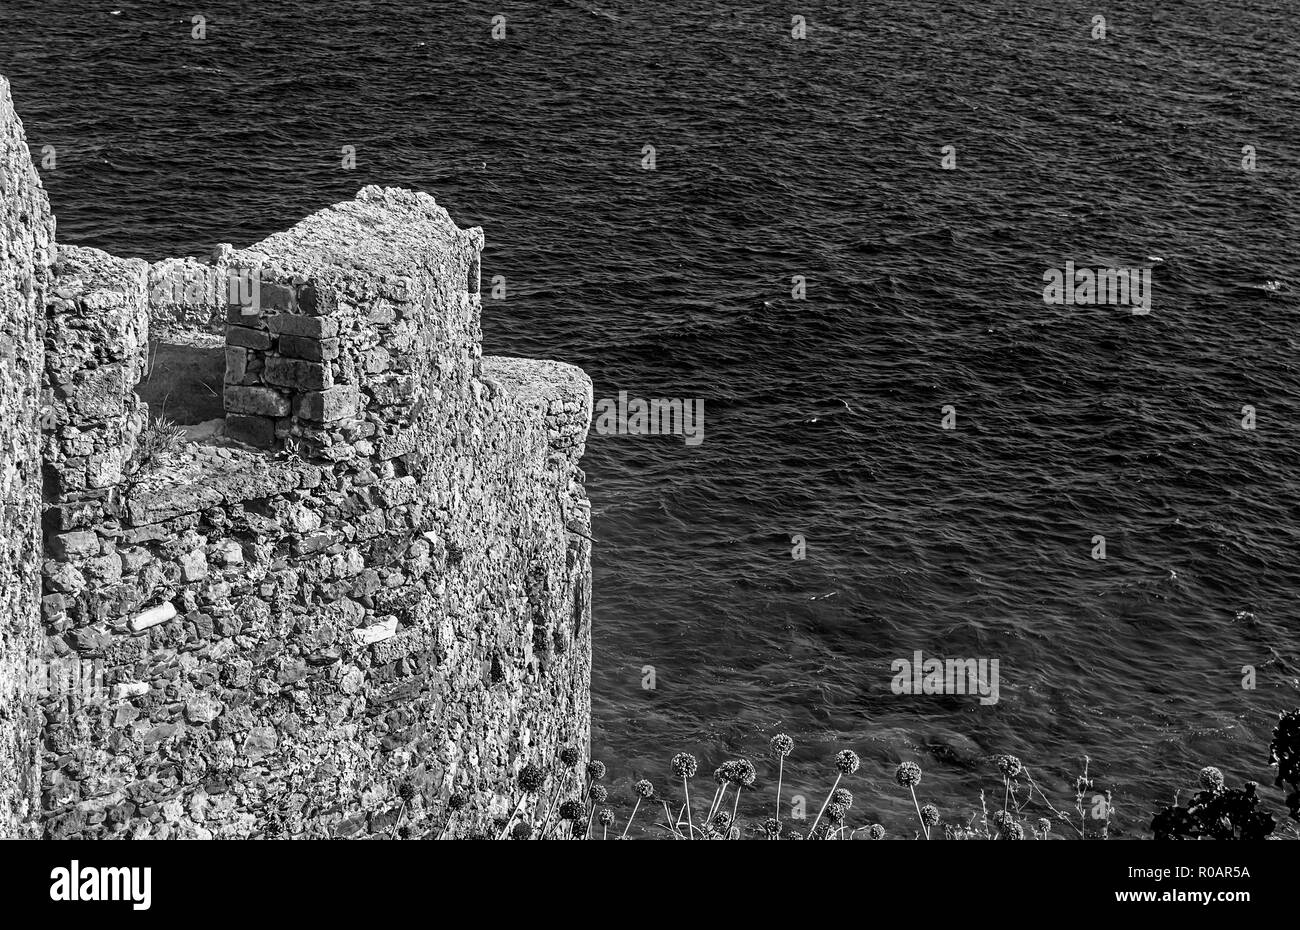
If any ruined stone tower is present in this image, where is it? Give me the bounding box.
[1,75,592,839]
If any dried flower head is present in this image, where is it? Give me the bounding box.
[995,754,1023,778]
[920,803,940,827]
[895,761,922,788]
[672,752,698,779]
[868,823,885,840]
[770,734,794,757]
[511,821,533,840]
[713,811,732,830]
[559,747,580,768]
[728,758,757,788]
[586,760,607,781]
[830,787,853,808]
[589,785,608,804]
[826,803,847,825]
[398,781,416,802]
[763,817,781,839]
[517,763,545,794]
[1199,766,1225,792]
[598,809,615,827]
[784,830,804,841]
[835,750,861,775]
[446,792,467,812]
[633,778,654,799]
[558,799,583,821]
[1037,817,1052,834]
[992,810,1022,839]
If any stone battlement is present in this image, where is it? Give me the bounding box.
[0,74,593,839]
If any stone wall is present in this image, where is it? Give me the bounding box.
[0,76,56,839]
[147,245,234,338]
[1,75,594,839]
[43,248,150,513]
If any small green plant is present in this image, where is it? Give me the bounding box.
[280,436,304,465]
[131,414,186,472]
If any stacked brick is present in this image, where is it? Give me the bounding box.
[221,186,484,463]
[221,285,353,451]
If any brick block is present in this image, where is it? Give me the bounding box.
[263,356,331,391]
[295,385,360,422]
[48,530,100,561]
[268,313,338,339]
[226,347,263,385]
[225,346,247,384]
[279,334,340,361]
[258,281,297,311]
[227,325,273,350]
[226,302,264,325]
[224,385,291,417]
[298,282,320,315]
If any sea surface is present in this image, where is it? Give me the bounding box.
[2,0,1298,837]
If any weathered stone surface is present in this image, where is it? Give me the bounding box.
[148,253,227,334]
[185,694,223,724]
[295,385,359,422]
[226,325,272,350]
[262,356,330,391]
[268,313,338,339]
[225,414,276,449]
[0,75,55,838]
[42,246,150,506]
[242,727,278,762]
[224,385,291,417]
[224,346,249,383]
[257,281,297,312]
[47,530,99,561]
[278,333,339,361]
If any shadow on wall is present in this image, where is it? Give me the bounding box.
[135,338,226,426]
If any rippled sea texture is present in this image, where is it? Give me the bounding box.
[2,0,1297,836]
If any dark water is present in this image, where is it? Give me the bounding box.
[3,0,1298,836]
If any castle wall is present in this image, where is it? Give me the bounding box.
[36,188,593,839]
[0,76,56,838]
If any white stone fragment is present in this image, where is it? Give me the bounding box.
[352,617,398,645]
[219,540,244,565]
[112,681,149,700]
[129,601,177,632]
